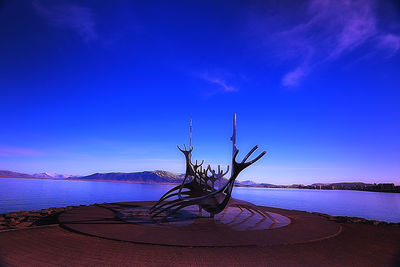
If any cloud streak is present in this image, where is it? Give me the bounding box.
[0,146,43,157]
[202,75,237,92]
[199,71,239,94]
[33,0,97,42]
[273,0,400,87]
[378,34,400,57]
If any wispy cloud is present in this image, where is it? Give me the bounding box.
[378,34,400,57]
[33,0,97,42]
[202,75,237,92]
[198,71,239,94]
[273,0,400,87]
[282,64,310,87]
[0,146,43,157]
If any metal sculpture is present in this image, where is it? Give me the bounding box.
[150,114,266,219]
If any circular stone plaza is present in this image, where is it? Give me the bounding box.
[0,200,399,266]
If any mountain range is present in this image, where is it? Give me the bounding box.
[0,169,243,186]
[0,169,187,184]
[0,170,78,179]
[0,170,397,192]
[79,170,185,184]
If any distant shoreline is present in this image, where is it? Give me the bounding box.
[0,176,181,185]
[1,176,399,193]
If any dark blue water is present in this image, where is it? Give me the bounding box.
[1,178,399,222]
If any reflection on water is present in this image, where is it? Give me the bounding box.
[0,178,399,222]
[232,187,400,222]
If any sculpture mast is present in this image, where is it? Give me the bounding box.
[189,115,192,159]
[231,113,237,159]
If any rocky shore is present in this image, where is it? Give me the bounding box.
[312,212,400,226]
[0,204,399,231]
[0,205,90,231]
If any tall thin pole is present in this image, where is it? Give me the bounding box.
[189,115,192,159]
[189,115,192,148]
[231,113,237,159]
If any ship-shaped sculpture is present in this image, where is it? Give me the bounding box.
[150,114,270,220]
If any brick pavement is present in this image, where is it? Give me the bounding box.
[0,203,399,266]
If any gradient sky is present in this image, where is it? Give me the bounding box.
[1,0,400,185]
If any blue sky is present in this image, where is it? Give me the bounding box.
[0,0,399,185]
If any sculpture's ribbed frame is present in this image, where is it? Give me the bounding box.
[150,114,270,221]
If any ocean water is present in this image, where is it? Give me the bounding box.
[0,177,399,222]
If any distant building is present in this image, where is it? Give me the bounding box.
[292,184,305,188]
[377,183,395,191]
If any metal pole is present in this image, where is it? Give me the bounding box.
[231,113,237,159]
[189,115,192,159]
[190,115,192,148]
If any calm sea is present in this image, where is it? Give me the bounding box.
[1,177,399,222]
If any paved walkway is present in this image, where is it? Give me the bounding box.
[0,203,399,266]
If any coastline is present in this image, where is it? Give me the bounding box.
[1,176,399,193]
[0,176,182,185]
[1,177,399,223]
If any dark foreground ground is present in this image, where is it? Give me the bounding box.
[0,203,399,267]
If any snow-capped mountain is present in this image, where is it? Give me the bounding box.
[32,172,75,179]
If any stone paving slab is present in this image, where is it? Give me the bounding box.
[0,211,399,266]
